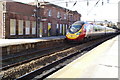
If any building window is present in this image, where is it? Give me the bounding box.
[56,24,59,29]
[70,15,73,21]
[64,14,67,19]
[10,19,16,35]
[66,24,68,32]
[25,21,30,35]
[32,21,36,35]
[18,20,23,35]
[39,22,43,37]
[48,10,52,17]
[56,24,59,35]
[60,24,62,33]
[57,12,61,18]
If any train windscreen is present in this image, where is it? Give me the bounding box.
[69,21,84,33]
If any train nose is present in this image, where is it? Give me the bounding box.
[66,33,79,39]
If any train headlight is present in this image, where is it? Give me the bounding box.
[76,32,81,35]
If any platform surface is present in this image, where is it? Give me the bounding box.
[47,35,119,78]
[0,36,65,47]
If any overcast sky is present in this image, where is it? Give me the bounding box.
[12,0,119,23]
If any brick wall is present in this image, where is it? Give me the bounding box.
[0,1,81,38]
[40,2,81,36]
[4,2,38,38]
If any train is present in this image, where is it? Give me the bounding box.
[66,21,116,42]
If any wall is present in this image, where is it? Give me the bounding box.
[41,2,81,36]
[0,1,81,38]
[5,2,37,38]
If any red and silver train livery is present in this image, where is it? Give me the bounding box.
[66,21,116,42]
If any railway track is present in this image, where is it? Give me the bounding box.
[0,34,117,79]
[1,43,76,70]
[16,35,117,80]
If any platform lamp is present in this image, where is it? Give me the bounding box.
[35,0,41,38]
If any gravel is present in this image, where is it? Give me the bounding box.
[1,44,84,79]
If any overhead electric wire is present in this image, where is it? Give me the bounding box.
[73,1,77,6]
[43,0,117,16]
[44,0,86,4]
[87,0,101,15]
[94,0,101,7]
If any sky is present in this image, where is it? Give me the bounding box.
[12,0,119,23]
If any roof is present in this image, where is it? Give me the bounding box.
[29,1,81,15]
[0,0,14,2]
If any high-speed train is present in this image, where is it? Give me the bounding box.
[66,21,116,42]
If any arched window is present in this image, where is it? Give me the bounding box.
[57,12,61,18]
[64,14,67,19]
[48,10,52,17]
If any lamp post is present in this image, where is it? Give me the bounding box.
[94,14,96,23]
[65,2,70,27]
[35,0,40,37]
[66,10,70,27]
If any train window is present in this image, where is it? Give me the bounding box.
[93,25,98,32]
[85,24,91,32]
[69,24,82,33]
[68,21,85,33]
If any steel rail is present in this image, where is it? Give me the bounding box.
[16,35,117,80]
[1,44,74,70]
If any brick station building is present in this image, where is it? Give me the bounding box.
[0,1,81,39]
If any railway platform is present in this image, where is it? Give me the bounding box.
[0,36,65,47]
[0,36,65,56]
[47,35,119,78]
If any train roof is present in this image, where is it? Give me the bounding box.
[73,21,85,24]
